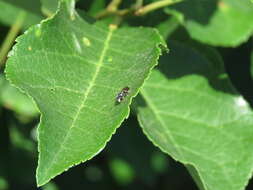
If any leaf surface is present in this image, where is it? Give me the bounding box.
[137,41,253,190]
[40,0,59,16]
[0,0,43,30]
[5,0,166,186]
[166,0,253,46]
[0,75,38,116]
[1,0,41,13]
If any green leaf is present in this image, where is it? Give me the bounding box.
[1,0,42,14]
[40,0,59,17]
[0,0,43,30]
[0,74,4,106]
[166,0,253,47]
[0,75,38,116]
[5,0,167,186]
[88,0,106,16]
[137,41,253,190]
[156,15,181,40]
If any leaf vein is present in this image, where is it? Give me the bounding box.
[141,88,186,160]
[42,25,116,178]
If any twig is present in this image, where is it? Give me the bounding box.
[0,11,26,67]
[95,0,123,19]
[95,8,130,19]
[134,0,143,9]
[135,0,183,16]
[107,0,122,11]
[95,0,183,19]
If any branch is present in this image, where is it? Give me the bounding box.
[95,0,183,19]
[135,0,183,16]
[95,0,123,19]
[0,11,26,67]
[107,0,122,11]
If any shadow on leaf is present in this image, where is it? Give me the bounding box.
[158,40,238,95]
[169,0,218,25]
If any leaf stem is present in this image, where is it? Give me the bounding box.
[95,8,130,19]
[107,0,122,11]
[135,0,183,16]
[0,11,26,67]
[95,0,123,19]
[135,0,143,9]
[95,0,183,19]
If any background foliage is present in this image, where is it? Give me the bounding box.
[1,0,253,190]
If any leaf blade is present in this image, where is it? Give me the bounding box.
[166,0,253,47]
[137,41,253,190]
[5,1,167,186]
[0,0,43,30]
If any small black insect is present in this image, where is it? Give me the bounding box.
[116,87,130,103]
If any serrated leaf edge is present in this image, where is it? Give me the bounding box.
[5,0,168,186]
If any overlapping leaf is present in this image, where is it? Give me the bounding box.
[40,0,59,16]
[5,0,166,186]
[166,0,253,46]
[0,75,38,116]
[137,41,253,190]
[0,0,43,30]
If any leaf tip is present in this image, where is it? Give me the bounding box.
[36,159,59,187]
[36,172,48,187]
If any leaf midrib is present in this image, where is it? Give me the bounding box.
[140,88,185,160]
[140,87,235,190]
[39,25,116,183]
